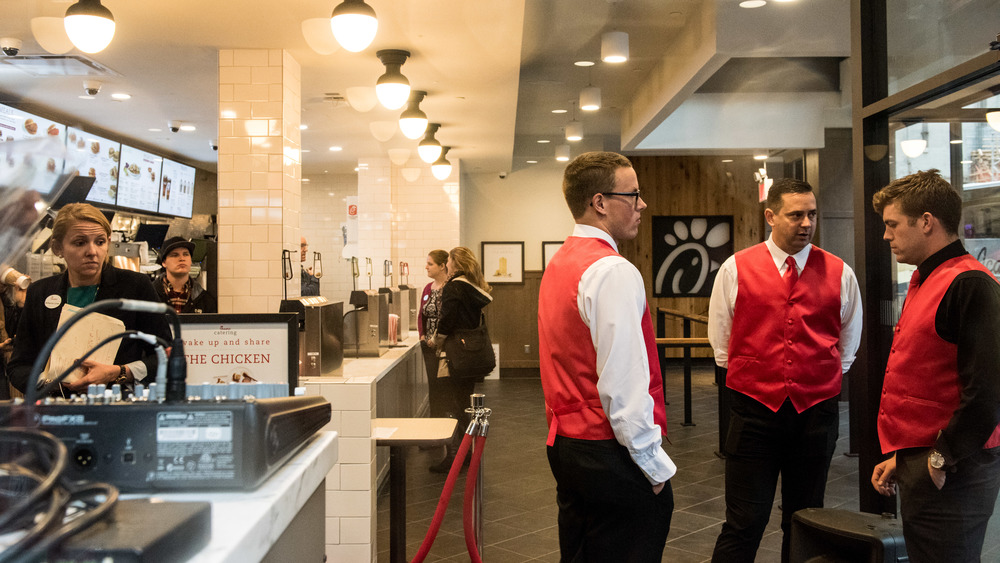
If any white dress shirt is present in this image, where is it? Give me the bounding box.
[707,237,863,373]
[573,224,678,485]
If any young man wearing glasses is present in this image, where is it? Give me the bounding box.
[707,178,862,562]
[538,151,676,561]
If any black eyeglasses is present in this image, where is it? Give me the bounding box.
[600,190,642,209]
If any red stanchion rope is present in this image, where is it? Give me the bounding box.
[463,434,488,563]
[410,433,474,563]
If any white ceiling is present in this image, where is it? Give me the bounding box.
[0,0,851,179]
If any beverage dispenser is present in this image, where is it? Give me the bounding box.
[342,289,389,357]
[278,296,344,377]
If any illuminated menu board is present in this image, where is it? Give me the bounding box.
[67,127,121,207]
[116,144,162,213]
[0,104,67,195]
[158,159,196,218]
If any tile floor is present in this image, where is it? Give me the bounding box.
[376,363,1000,562]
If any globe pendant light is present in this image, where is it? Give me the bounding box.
[330,0,378,53]
[64,0,115,54]
[418,123,443,164]
[375,49,411,110]
[431,147,452,180]
[987,111,1000,132]
[899,123,927,159]
[399,90,429,140]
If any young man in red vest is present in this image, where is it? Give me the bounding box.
[539,151,676,561]
[708,178,863,562]
[871,169,1000,562]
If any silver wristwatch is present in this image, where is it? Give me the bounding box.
[929,450,946,470]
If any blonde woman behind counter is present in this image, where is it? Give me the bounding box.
[8,203,172,394]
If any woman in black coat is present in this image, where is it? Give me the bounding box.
[8,204,172,394]
[429,246,494,472]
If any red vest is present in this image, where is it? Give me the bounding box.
[878,254,1000,453]
[728,243,844,412]
[538,236,667,445]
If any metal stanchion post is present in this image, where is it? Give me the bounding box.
[466,393,490,559]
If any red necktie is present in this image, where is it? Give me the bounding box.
[784,256,798,289]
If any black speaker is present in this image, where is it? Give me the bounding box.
[790,508,908,563]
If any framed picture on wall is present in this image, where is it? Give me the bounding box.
[481,241,524,284]
[542,241,563,271]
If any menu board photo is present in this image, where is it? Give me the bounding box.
[67,127,121,207]
[158,159,196,218]
[116,144,162,213]
[0,103,67,195]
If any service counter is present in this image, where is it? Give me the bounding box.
[125,431,339,563]
[301,335,427,562]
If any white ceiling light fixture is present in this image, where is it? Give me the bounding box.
[399,90,429,140]
[375,49,411,110]
[555,144,571,162]
[31,17,74,54]
[64,0,116,54]
[387,148,410,166]
[900,139,927,158]
[431,147,453,180]
[369,121,397,142]
[899,123,927,158]
[601,31,628,63]
[753,153,768,160]
[301,18,340,55]
[418,123,443,163]
[566,120,583,142]
[345,87,378,112]
[401,167,421,182]
[740,0,767,7]
[987,111,1000,132]
[580,86,601,112]
[330,0,378,53]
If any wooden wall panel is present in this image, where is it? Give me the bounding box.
[487,156,765,368]
[486,270,542,368]
[625,156,764,357]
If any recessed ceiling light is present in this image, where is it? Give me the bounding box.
[148,128,161,132]
[950,139,963,144]
[527,160,538,164]
[300,124,308,130]
[551,109,567,114]
[537,139,551,144]
[78,95,94,100]
[754,154,768,160]
[961,160,973,164]
[110,92,131,100]
[574,61,595,67]
[302,178,310,182]
[722,159,733,163]
[329,146,343,152]
[740,0,766,6]
[179,124,196,132]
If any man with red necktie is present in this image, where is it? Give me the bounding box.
[708,178,863,563]
[871,169,1000,563]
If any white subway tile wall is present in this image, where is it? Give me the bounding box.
[218,49,301,314]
